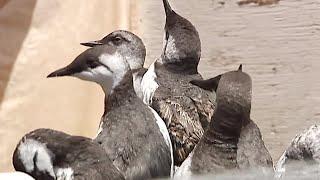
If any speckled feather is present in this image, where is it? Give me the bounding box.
[275,125,320,177]
[237,120,273,169]
[151,64,215,166]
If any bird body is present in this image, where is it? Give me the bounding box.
[275,125,320,178]
[13,129,124,180]
[176,66,272,177]
[142,0,215,166]
[48,32,173,179]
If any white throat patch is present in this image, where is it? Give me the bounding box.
[141,61,159,105]
[161,34,179,64]
[74,52,129,95]
[99,53,129,94]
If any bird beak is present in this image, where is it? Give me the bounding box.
[47,66,74,78]
[190,74,221,92]
[163,0,173,17]
[80,40,103,47]
[47,59,85,78]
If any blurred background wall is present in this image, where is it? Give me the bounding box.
[1,0,320,172]
[0,0,136,171]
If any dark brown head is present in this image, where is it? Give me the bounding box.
[190,64,243,92]
[161,0,201,72]
[216,66,252,120]
[192,65,251,141]
[80,30,146,70]
[47,45,131,94]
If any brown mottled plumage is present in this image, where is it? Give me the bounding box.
[151,64,215,166]
[142,0,215,166]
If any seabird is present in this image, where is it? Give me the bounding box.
[141,0,215,166]
[80,30,174,176]
[80,30,147,99]
[275,124,320,178]
[190,65,273,172]
[13,128,124,180]
[175,65,252,177]
[47,35,173,179]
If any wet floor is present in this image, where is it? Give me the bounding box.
[136,0,320,163]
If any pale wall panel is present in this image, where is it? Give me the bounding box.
[0,0,131,171]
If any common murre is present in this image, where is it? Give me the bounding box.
[175,65,251,177]
[80,30,147,99]
[47,38,172,179]
[190,65,273,172]
[275,125,320,178]
[13,128,124,180]
[185,65,273,176]
[141,0,215,166]
[80,30,174,176]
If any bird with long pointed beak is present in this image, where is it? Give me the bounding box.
[80,30,148,99]
[141,0,215,166]
[47,31,173,179]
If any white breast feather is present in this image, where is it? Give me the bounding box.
[94,121,104,139]
[141,61,159,105]
[56,167,74,180]
[274,151,287,178]
[174,152,193,179]
[148,106,174,177]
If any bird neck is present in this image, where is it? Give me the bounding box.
[156,59,199,75]
[103,72,137,114]
[206,107,244,147]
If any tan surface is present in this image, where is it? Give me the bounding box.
[1,0,320,172]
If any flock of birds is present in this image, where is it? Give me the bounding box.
[2,0,320,179]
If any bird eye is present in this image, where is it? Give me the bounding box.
[113,36,122,44]
[87,59,100,69]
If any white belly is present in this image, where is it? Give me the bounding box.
[148,106,174,177]
[174,152,193,179]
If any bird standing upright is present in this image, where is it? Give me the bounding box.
[48,32,172,179]
[175,66,252,177]
[80,30,148,99]
[142,0,215,166]
[190,65,273,174]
